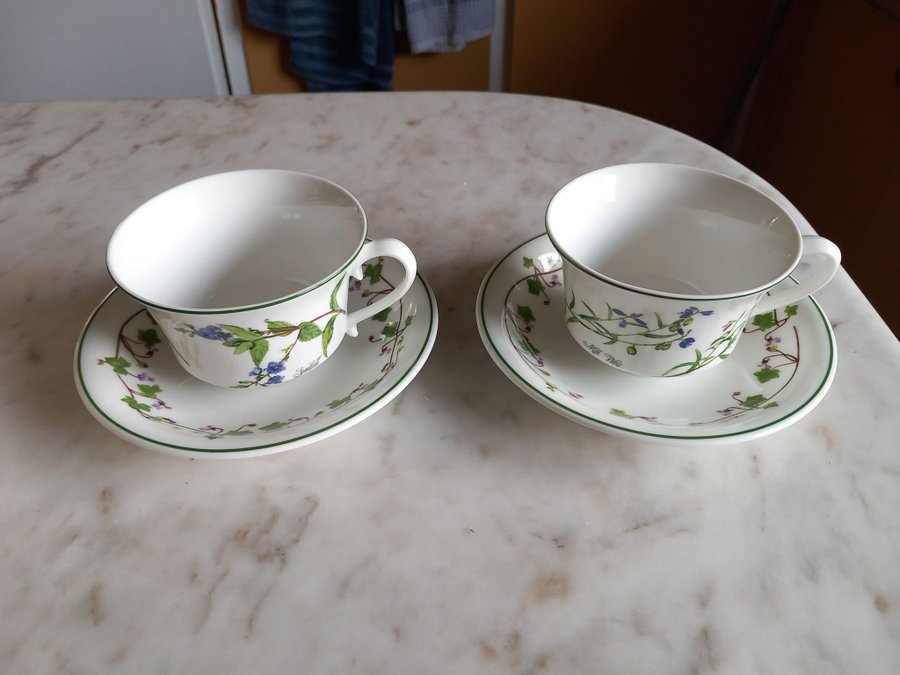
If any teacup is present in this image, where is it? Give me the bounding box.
[107,170,417,388]
[545,163,840,377]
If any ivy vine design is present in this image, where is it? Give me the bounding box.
[503,256,585,401]
[98,259,414,439]
[565,294,749,377]
[504,255,804,427]
[176,277,345,388]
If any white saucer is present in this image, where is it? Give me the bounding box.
[75,261,438,458]
[476,234,837,446]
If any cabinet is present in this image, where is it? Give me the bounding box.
[727,0,900,334]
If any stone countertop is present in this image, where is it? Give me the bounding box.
[1,93,898,673]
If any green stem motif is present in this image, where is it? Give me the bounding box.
[503,257,585,400]
[99,260,414,439]
[177,277,346,388]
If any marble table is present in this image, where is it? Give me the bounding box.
[2,93,898,673]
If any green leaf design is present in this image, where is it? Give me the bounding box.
[137,328,161,347]
[516,304,536,323]
[523,256,534,268]
[752,312,776,331]
[372,307,392,322]
[610,408,635,419]
[785,305,798,316]
[382,323,398,338]
[754,368,781,383]
[568,293,576,310]
[259,421,287,432]
[322,315,337,357]
[298,322,323,342]
[363,262,383,284]
[519,338,540,357]
[122,396,151,412]
[233,341,253,355]
[265,320,295,330]
[329,278,342,311]
[137,384,162,399]
[104,356,131,375]
[221,324,263,341]
[526,278,544,296]
[328,396,352,410]
[741,394,768,407]
[250,340,269,367]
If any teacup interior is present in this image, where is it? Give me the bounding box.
[108,170,365,309]
[546,164,801,296]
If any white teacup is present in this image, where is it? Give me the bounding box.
[546,163,841,377]
[107,170,416,388]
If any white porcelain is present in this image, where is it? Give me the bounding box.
[477,234,837,445]
[107,170,417,387]
[546,163,841,376]
[75,258,437,458]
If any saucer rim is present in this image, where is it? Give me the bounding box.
[475,233,837,445]
[74,273,438,458]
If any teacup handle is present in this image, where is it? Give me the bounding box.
[345,238,417,337]
[753,235,841,313]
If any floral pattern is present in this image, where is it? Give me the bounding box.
[505,255,804,427]
[99,260,414,439]
[175,277,345,388]
[565,293,750,377]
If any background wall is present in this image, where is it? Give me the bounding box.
[240,0,899,336]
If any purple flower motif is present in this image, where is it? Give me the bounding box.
[266,361,287,375]
[267,375,284,385]
[679,337,696,348]
[568,391,584,399]
[195,325,232,341]
[152,400,171,410]
[765,336,782,352]
[549,273,561,287]
[679,308,696,319]
[137,372,155,381]
[700,310,714,316]
[349,279,362,292]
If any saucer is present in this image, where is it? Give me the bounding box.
[75,260,438,458]
[476,234,837,446]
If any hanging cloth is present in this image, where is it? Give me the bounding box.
[400,0,495,53]
[246,0,395,91]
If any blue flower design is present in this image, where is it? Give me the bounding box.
[266,361,286,375]
[268,375,284,384]
[679,307,714,319]
[679,337,696,348]
[195,325,232,341]
[136,372,155,382]
[249,367,263,377]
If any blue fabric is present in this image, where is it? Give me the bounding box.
[246,0,394,91]
[402,0,495,53]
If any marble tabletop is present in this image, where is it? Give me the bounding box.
[1,92,899,673]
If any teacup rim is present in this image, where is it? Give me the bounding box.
[106,169,367,316]
[545,162,802,302]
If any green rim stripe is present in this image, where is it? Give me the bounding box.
[477,233,836,442]
[75,276,437,453]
